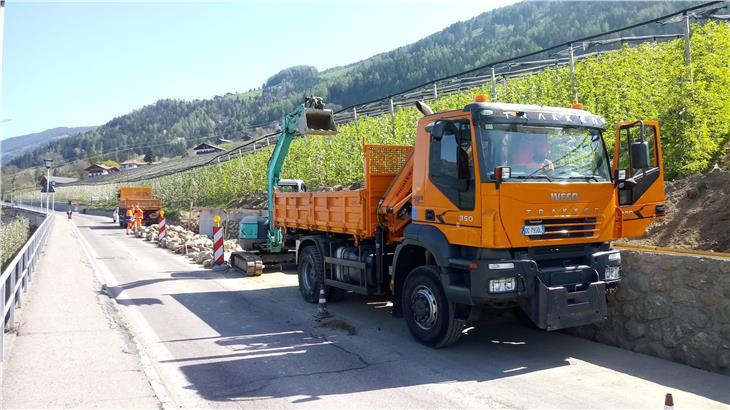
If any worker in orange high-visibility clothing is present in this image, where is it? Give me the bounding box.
[125,208,134,235]
[134,205,144,232]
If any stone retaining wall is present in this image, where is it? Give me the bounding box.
[567,250,730,375]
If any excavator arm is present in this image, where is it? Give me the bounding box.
[265,98,337,251]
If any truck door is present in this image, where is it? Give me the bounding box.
[613,120,665,237]
[422,119,481,246]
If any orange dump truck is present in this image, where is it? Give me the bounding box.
[239,99,665,347]
[117,187,162,228]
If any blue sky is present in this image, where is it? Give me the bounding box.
[1,0,517,139]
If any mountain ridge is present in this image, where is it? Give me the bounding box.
[1,126,96,163]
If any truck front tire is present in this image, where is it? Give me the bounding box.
[402,265,463,347]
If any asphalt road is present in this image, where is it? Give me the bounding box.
[72,212,730,409]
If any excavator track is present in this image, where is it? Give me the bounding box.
[230,252,264,276]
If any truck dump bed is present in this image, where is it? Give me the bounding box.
[118,187,161,210]
[274,145,412,241]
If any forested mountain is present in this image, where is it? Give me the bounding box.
[1,126,95,163]
[6,1,701,172]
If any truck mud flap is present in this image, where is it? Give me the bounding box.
[522,277,607,331]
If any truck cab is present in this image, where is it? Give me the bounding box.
[390,100,664,344]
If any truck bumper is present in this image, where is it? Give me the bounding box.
[442,247,620,330]
[521,276,607,331]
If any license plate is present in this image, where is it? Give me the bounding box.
[522,225,545,236]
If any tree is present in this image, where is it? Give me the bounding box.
[102,159,120,169]
[144,148,157,163]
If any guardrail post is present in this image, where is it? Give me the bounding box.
[1,287,5,358]
[21,252,27,294]
[569,43,578,103]
[683,11,693,83]
[14,259,22,309]
[6,268,15,330]
[389,98,396,138]
[433,82,438,100]
[490,66,497,101]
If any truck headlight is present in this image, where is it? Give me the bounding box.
[605,266,620,281]
[489,278,516,293]
[608,253,621,263]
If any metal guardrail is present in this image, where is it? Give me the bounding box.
[1,204,53,360]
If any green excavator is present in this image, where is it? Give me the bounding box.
[229,97,338,275]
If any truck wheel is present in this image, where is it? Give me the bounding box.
[402,265,463,347]
[298,245,323,303]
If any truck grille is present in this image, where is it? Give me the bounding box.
[525,217,600,240]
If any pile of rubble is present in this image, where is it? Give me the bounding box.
[135,224,242,268]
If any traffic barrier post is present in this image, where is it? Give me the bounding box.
[158,210,166,244]
[212,215,227,271]
[314,287,332,321]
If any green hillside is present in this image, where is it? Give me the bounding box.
[47,22,730,211]
[5,1,700,173]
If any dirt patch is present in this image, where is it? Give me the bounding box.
[315,318,358,336]
[226,191,268,210]
[619,169,730,252]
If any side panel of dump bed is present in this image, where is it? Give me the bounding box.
[274,145,413,240]
[274,190,366,237]
[119,198,161,210]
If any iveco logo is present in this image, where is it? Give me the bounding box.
[550,192,579,201]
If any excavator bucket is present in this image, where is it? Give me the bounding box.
[298,109,338,135]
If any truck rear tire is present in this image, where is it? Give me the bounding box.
[402,265,463,347]
[298,245,346,304]
[298,245,324,303]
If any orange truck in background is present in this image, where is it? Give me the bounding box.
[117,187,162,228]
[242,98,666,347]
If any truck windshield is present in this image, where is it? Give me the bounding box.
[478,124,611,182]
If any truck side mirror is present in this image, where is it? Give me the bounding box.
[494,166,511,189]
[430,121,446,140]
[630,141,650,170]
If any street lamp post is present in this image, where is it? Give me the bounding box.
[43,158,53,215]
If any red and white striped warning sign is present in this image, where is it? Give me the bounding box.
[213,225,224,266]
[158,216,166,241]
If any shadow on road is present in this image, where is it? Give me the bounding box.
[104,269,240,296]
[76,223,121,230]
[116,297,163,306]
[158,286,729,404]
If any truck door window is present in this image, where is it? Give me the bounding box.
[621,126,657,177]
[429,121,475,210]
[617,123,661,205]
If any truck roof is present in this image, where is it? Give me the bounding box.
[464,102,606,130]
